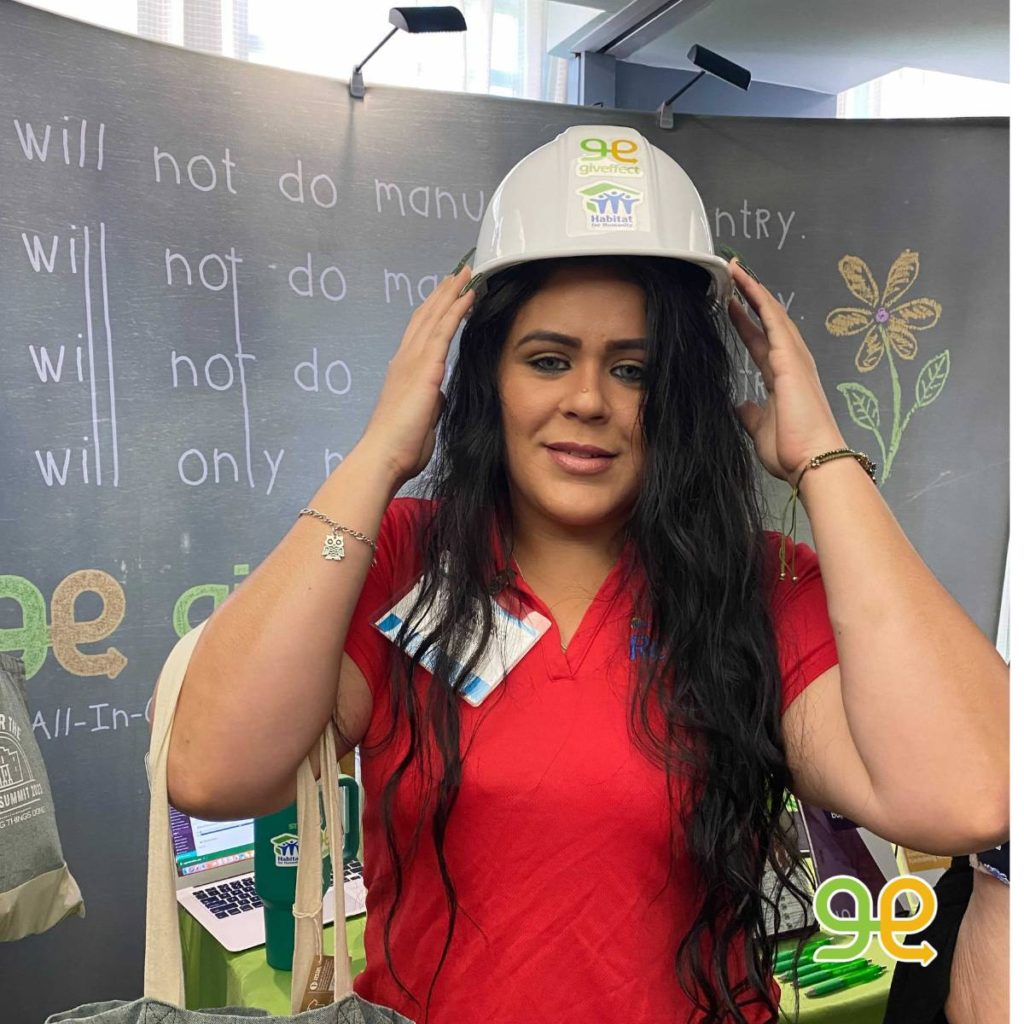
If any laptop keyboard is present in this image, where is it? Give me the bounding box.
[193,859,365,920]
[194,874,261,919]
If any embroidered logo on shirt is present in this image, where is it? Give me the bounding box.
[628,618,666,661]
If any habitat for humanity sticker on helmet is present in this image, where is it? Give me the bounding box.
[570,132,647,234]
[576,181,644,230]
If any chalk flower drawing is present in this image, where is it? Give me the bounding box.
[824,250,947,484]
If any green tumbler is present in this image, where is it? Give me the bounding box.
[253,774,360,970]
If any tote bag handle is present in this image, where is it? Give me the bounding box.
[145,620,355,1009]
[292,719,353,1010]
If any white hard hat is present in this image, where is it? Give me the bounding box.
[470,124,732,305]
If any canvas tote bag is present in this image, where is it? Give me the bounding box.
[0,652,84,940]
[45,620,414,1023]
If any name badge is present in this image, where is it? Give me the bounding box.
[374,570,549,706]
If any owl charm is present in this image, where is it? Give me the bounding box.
[322,531,345,560]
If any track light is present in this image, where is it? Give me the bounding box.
[350,6,468,99]
[657,44,751,128]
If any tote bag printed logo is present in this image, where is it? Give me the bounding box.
[0,714,45,829]
[576,181,644,230]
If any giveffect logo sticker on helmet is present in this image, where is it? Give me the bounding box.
[575,137,644,178]
[575,181,644,231]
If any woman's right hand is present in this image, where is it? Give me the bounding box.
[359,264,477,484]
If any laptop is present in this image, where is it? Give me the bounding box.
[796,801,911,919]
[761,802,817,939]
[170,806,367,952]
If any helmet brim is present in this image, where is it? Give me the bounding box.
[469,250,734,306]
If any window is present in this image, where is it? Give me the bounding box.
[21,0,570,103]
[838,67,1009,118]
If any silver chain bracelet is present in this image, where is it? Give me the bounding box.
[298,507,378,564]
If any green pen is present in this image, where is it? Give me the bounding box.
[776,935,831,957]
[776,953,832,978]
[793,958,873,988]
[806,964,887,998]
[785,956,870,986]
[774,935,834,970]
[775,947,838,976]
[790,954,868,976]
[777,949,841,978]
[776,939,836,969]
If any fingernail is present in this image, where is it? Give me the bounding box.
[450,246,477,276]
[738,260,761,284]
[458,272,483,298]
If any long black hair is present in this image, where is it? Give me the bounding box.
[362,254,816,1022]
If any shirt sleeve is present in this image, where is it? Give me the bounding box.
[342,497,422,700]
[766,531,840,715]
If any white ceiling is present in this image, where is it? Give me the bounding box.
[548,0,1009,95]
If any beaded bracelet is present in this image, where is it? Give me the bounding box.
[778,449,877,581]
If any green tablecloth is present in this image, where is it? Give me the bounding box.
[179,909,893,1021]
[776,934,896,1023]
[179,908,366,1012]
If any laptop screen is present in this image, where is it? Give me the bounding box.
[170,806,254,878]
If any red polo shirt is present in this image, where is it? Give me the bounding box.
[343,497,838,1023]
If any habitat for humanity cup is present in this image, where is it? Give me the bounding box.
[253,773,360,970]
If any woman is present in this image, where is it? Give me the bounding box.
[164,131,1009,1023]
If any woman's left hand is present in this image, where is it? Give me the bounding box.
[727,258,848,488]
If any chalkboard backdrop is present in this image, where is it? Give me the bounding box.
[0,0,1008,1017]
